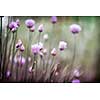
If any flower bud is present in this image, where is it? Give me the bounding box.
[19,44,25,52]
[38,24,44,32]
[51,48,57,56]
[51,16,57,24]
[43,34,48,41]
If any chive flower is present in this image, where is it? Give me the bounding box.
[70,24,81,34]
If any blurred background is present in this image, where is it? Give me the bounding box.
[2,16,100,82]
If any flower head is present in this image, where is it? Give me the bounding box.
[72,79,80,83]
[70,24,81,34]
[25,19,35,28]
[51,48,57,56]
[9,22,18,32]
[43,34,48,41]
[16,39,22,49]
[51,16,57,24]
[16,39,25,52]
[19,44,25,52]
[31,44,40,55]
[38,24,44,32]
[59,41,67,51]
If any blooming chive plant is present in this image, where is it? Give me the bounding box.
[0,16,88,83]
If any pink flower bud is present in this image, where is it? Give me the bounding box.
[51,48,57,56]
[16,39,22,49]
[38,24,44,32]
[51,16,57,24]
[19,44,25,52]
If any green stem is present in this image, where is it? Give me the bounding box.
[24,30,32,81]
[67,36,77,81]
[16,63,19,81]
[10,31,17,79]
[38,32,41,44]
[1,29,10,79]
[31,54,36,81]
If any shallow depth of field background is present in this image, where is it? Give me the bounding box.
[3,16,100,81]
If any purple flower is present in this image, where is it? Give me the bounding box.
[25,19,35,28]
[38,24,44,32]
[51,16,57,24]
[70,24,81,34]
[59,41,67,51]
[9,22,18,32]
[51,48,57,56]
[31,44,40,55]
[6,70,11,78]
[72,79,80,83]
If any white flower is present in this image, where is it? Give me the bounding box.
[59,41,67,51]
[43,34,48,41]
